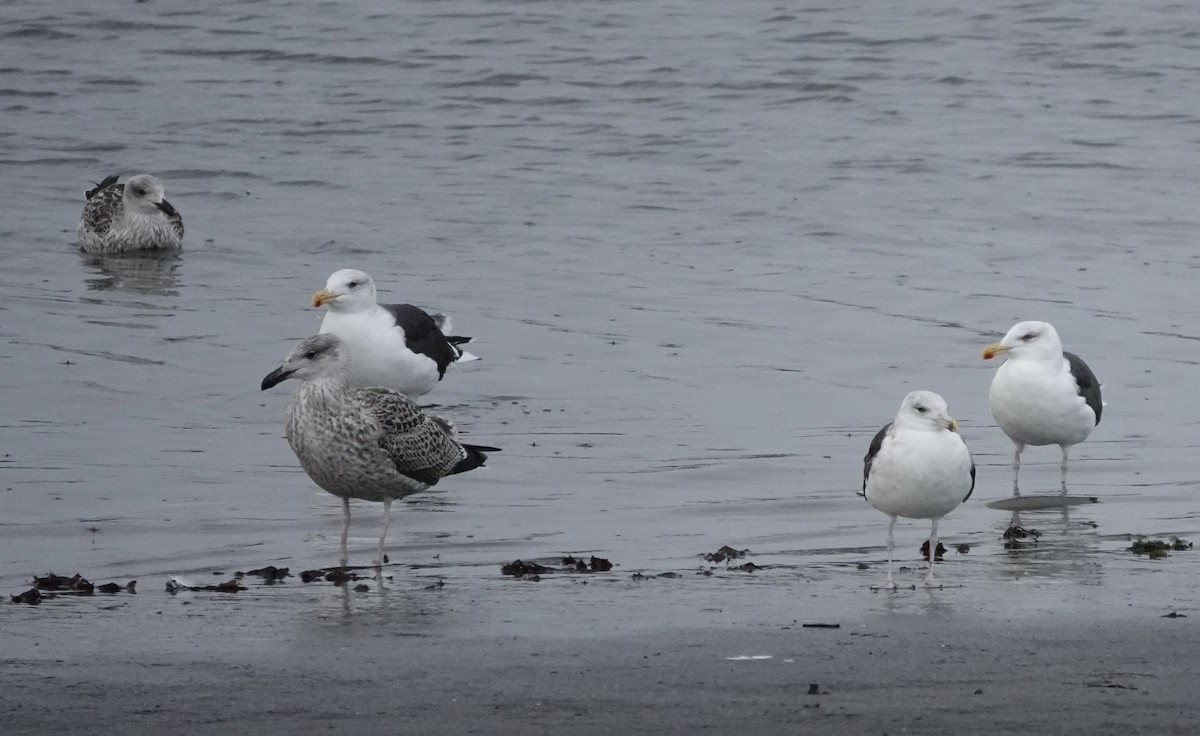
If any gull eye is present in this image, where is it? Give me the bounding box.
[916,405,927,414]
[1021,332,1036,341]
[133,187,146,196]
[304,351,318,360]
[348,281,359,288]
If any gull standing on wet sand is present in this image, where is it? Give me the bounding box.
[862,391,975,589]
[312,268,477,399]
[76,174,184,253]
[982,321,1102,495]
[261,334,496,567]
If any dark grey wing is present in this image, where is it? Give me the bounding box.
[862,422,892,498]
[158,198,185,239]
[85,174,120,200]
[358,387,467,485]
[81,181,124,237]
[964,456,976,503]
[1064,351,1102,425]
[380,303,459,377]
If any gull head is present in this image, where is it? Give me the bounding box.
[896,390,958,432]
[312,268,378,313]
[982,320,1063,362]
[122,174,170,216]
[261,334,348,390]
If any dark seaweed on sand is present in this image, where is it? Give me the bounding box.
[502,556,614,578]
[704,545,749,563]
[244,566,290,582]
[920,540,948,561]
[1128,536,1192,559]
[11,573,137,604]
[299,567,370,585]
[165,577,247,594]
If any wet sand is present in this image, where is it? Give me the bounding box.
[7,622,1199,735]
[5,541,1199,735]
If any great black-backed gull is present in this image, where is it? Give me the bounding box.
[982,321,1102,494]
[76,174,184,253]
[312,268,477,399]
[862,390,975,589]
[261,334,495,567]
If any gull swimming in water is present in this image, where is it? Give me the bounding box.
[861,390,975,589]
[76,174,184,254]
[312,268,477,399]
[261,334,495,567]
[982,320,1102,495]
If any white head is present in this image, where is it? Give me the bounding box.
[121,174,169,216]
[982,320,1064,363]
[895,390,957,432]
[260,334,349,390]
[311,268,378,313]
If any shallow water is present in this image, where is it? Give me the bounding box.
[2,0,1199,619]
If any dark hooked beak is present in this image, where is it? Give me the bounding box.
[155,200,179,217]
[261,365,294,391]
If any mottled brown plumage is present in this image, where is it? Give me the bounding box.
[261,334,493,566]
[77,174,184,253]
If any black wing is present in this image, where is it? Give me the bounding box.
[1064,351,1102,426]
[380,302,459,377]
[449,444,494,476]
[862,422,891,498]
[964,457,976,503]
[157,198,185,239]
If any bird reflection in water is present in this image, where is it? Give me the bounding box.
[80,251,182,296]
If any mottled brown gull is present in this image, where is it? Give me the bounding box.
[861,391,975,589]
[982,321,1102,495]
[312,268,477,399]
[76,174,184,254]
[261,334,495,567]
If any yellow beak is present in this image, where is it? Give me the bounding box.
[312,289,337,308]
[981,342,1009,360]
[949,419,958,432]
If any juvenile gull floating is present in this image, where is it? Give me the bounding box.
[312,268,477,399]
[862,391,975,589]
[982,321,1102,494]
[76,174,184,253]
[261,334,495,567]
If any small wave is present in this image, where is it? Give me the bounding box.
[1,26,75,41]
[157,48,421,69]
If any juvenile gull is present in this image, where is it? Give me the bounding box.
[76,174,184,253]
[982,321,1102,494]
[862,391,975,589]
[261,334,495,567]
[312,268,477,399]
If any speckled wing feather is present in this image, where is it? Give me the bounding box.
[84,174,120,200]
[81,179,125,238]
[358,387,466,485]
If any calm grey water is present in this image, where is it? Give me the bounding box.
[2,0,1198,613]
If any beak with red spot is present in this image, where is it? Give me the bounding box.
[981,342,1009,360]
[312,289,338,308]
